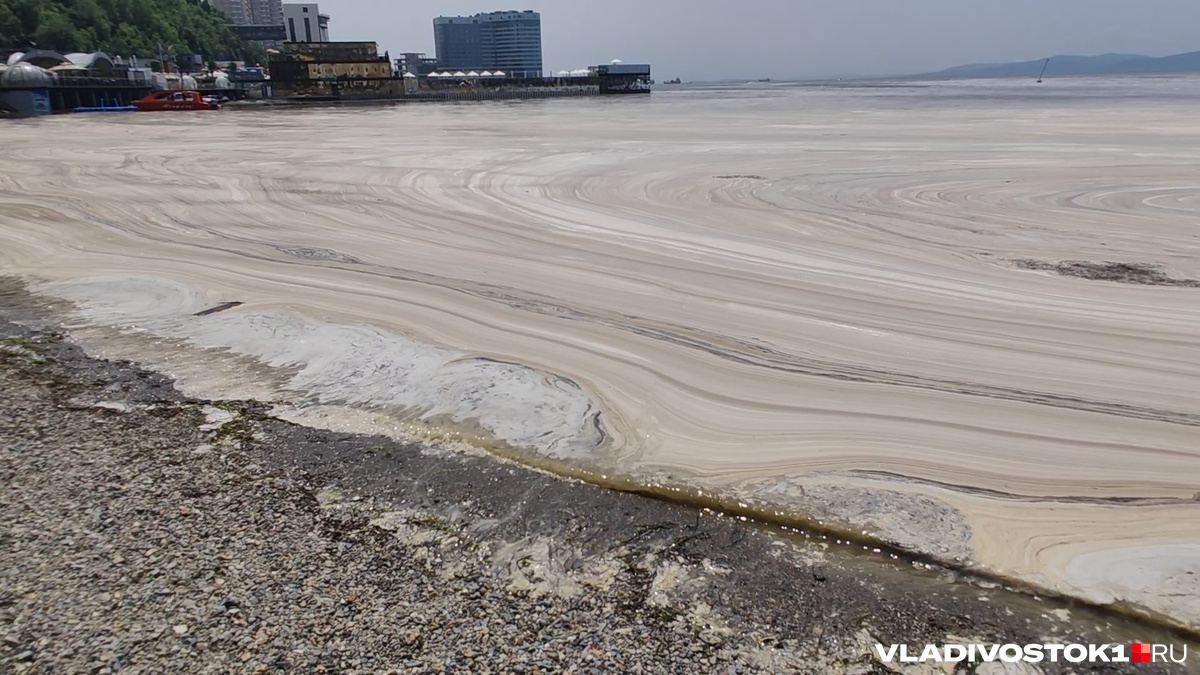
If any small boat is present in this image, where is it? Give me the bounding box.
[133,90,220,112]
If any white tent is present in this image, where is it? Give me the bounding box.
[403,71,417,78]
[452,71,467,77]
[556,70,570,76]
[611,59,623,64]
[480,71,493,77]
[466,70,479,77]
[570,69,589,77]
[492,71,505,77]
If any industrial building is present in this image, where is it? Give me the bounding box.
[395,53,439,77]
[433,11,543,79]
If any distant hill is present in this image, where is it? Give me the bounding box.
[1110,51,1200,73]
[922,51,1200,78]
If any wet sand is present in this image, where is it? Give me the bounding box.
[2,77,1199,628]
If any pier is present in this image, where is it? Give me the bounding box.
[268,43,649,105]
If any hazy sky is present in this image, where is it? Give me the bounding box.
[315,0,1199,80]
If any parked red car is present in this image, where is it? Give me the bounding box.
[133,90,220,112]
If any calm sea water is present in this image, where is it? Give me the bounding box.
[661,73,1200,109]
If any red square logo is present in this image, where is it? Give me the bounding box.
[1132,643,1152,663]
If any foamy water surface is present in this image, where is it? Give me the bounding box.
[3,76,1199,628]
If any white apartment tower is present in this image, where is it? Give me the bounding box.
[283,4,331,42]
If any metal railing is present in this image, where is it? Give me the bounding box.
[24,76,151,88]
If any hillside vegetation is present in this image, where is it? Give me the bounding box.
[0,0,263,62]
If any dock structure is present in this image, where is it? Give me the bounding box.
[1,51,146,115]
[13,75,151,112]
[591,62,653,94]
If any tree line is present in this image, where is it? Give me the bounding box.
[0,0,265,64]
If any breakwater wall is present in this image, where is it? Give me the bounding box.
[0,82,149,115]
[0,82,247,116]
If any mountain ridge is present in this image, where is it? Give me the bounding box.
[922,50,1200,78]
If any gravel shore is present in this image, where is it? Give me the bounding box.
[1,282,1191,674]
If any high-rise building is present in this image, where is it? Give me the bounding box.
[210,0,281,27]
[283,3,330,42]
[211,0,286,46]
[248,0,283,27]
[433,17,482,73]
[433,10,542,78]
[210,0,251,25]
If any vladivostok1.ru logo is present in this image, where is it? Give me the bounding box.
[874,642,1187,665]
[1131,643,1189,664]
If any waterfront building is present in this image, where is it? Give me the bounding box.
[283,4,331,43]
[0,50,169,115]
[590,61,652,93]
[433,10,542,79]
[268,42,396,98]
[0,62,55,115]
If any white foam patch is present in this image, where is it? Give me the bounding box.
[47,275,207,324]
[41,275,603,458]
[1064,544,1200,622]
